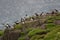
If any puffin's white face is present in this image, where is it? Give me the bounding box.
[22,22,25,24]
[31,18,33,21]
[6,24,9,27]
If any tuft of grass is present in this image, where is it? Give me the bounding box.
[30,35,44,40]
[47,20,54,23]
[28,28,47,37]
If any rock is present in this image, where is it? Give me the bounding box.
[54,20,60,25]
[2,30,21,40]
[40,24,46,29]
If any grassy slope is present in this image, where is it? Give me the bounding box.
[17,12,60,40]
[1,12,60,40]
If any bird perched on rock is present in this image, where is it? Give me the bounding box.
[40,12,44,16]
[35,13,39,16]
[21,18,25,24]
[24,14,29,21]
[14,20,19,24]
[2,23,11,29]
[51,11,55,15]
[30,18,34,21]
[54,9,58,12]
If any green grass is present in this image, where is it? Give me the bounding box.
[28,28,47,37]
[0,30,4,36]
[30,35,44,40]
[46,23,56,30]
[44,25,60,40]
[11,12,60,40]
[2,12,60,40]
[25,28,34,33]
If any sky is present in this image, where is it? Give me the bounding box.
[0,0,60,29]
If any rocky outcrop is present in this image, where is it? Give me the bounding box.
[2,29,21,40]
